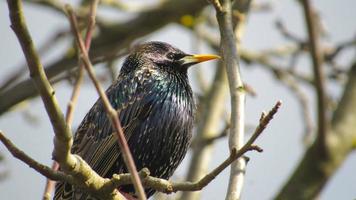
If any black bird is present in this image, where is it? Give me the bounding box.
[54,41,219,200]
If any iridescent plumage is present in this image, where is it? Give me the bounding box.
[54,41,218,199]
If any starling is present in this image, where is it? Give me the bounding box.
[54,41,219,200]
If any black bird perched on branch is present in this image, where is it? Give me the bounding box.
[54,41,219,199]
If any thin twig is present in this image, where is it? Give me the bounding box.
[0,131,72,183]
[65,5,146,200]
[275,64,356,199]
[197,24,314,144]
[0,100,281,197]
[107,101,281,193]
[1,98,281,198]
[65,0,99,128]
[0,29,68,94]
[195,26,314,86]
[7,1,126,199]
[250,101,282,143]
[0,130,126,200]
[65,68,85,125]
[301,0,328,156]
[43,161,59,200]
[275,19,304,43]
[43,1,101,199]
[142,145,259,193]
[324,37,356,62]
[0,0,210,115]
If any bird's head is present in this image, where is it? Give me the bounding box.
[122,41,220,74]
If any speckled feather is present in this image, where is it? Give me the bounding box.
[54,42,195,200]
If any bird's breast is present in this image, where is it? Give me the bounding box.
[125,73,195,178]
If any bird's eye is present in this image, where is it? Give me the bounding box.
[167,52,176,60]
[167,52,183,61]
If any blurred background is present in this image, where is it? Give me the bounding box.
[0,0,355,199]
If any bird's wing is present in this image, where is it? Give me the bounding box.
[55,71,155,200]
[73,72,154,173]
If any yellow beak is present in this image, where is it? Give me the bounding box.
[180,54,220,65]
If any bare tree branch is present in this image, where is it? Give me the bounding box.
[43,1,101,199]
[276,62,356,199]
[3,2,283,196]
[0,0,210,115]
[0,131,72,183]
[0,29,70,94]
[182,1,252,199]
[7,0,72,164]
[6,1,126,199]
[65,0,99,131]
[65,5,146,199]
[213,0,247,199]
[106,101,281,194]
[0,97,281,199]
[301,0,328,156]
[163,101,281,193]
